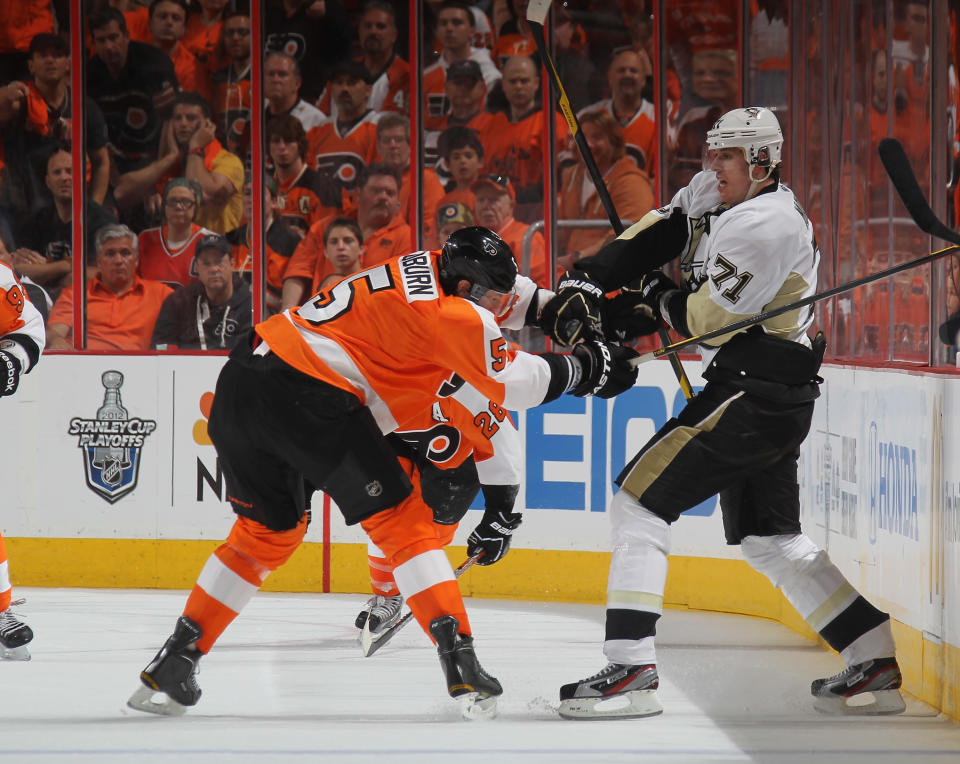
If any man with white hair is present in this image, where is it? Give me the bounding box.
[540,107,904,720]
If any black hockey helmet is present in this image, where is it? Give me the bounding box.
[438,226,518,298]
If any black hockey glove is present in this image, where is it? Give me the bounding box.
[604,279,660,342]
[0,350,22,397]
[467,507,522,566]
[538,272,605,346]
[570,339,639,398]
[638,270,679,320]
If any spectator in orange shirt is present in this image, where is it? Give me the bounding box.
[111,0,153,43]
[46,223,174,350]
[182,0,228,73]
[317,216,364,290]
[281,162,411,307]
[472,174,547,287]
[148,0,211,103]
[557,109,654,267]
[424,59,497,170]
[376,113,445,249]
[211,10,252,159]
[490,0,537,67]
[358,0,409,114]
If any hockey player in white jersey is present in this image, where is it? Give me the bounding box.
[0,260,45,660]
[539,107,904,719]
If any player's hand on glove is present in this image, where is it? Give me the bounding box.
[538,272,605,346]
[570,339,639,399]
[0,350,22,397]
[467,508,523,565]
[604,279,660,342]
[638,270,679,319]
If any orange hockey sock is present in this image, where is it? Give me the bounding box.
[0,531,10,612]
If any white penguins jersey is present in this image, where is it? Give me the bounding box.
[659,170,820,366]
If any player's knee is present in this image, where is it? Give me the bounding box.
[610,490,671,555]
[741,533,820,588]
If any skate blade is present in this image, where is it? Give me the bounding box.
[813,689,906,716]
[0,645,31,661]
[558,689,663,720]
[458,692,498,721]
[126,684,189,717]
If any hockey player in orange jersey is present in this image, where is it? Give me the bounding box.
[0,260,45,660]
[128,227,638,719]
[355,375,524,650]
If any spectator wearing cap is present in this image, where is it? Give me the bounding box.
[46,223,174,351]
[0,32,112,213]
[211,10,252,160]
[305,60,380,206]
[375,113,445,248]
[434,201,474,249]
[264,51,328,134]
[423,1,501,125]
[152,232,252,350]
[484,54,571,215]
[137,177,215,288]
[423,59,497,170]
[148,0,212,104]
[87,8,179,177]
[557,109,653,266]
[226,174,301,314]
[317,216,364,290]
[113,91,244,235]
[281,162,411,308]
[13,147,118,301]
[472,174,548,287]
[268,114,342,236]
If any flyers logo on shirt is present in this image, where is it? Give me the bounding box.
[67,370,157,504]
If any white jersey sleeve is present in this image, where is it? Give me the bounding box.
[0,262,45,372]
[498,273,551,331]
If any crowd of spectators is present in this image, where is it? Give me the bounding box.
[2,0,947,362]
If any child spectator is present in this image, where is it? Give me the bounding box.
[317,216,364,289]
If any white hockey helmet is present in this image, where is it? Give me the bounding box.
[705,107,783,168]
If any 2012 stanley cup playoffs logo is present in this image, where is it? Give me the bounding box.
[68,371,157,503]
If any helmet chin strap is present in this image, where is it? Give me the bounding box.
[745,163,776,201]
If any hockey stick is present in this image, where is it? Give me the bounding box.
[628,138,960,367]
[359,554,481,657]
[526,0,694,400]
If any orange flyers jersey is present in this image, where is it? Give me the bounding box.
[319,55,410,115]
[256,251,553,435]
[212,65,251,159]
[275,166,342,236]
[0,262,44,371]
[580,98,658,178]
[137,224,213,287]
[394,377,522,487]
[484,110,571,194]
[305,112,379,193]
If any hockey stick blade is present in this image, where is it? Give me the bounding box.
[359,555,481,657]
[879,138,960,246]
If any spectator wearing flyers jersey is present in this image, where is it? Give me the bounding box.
[87,8,179,176]
[268,114,342,237]
[281,162,410,308]
[484,55,570,215]
[137,177,214,288]
[264,52,328,135]
[148,0,211,103]
[579,47,658,180]
[305,60,379,206]
[182,0,228,73]
[211,10,252,160]
[226,175,301,314]
[490,0,537,67]
[423,59,497,171]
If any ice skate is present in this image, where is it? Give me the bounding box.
[811,656,905,715]
[558,662,662,720]
[0,601,34,661]
[429,615,502,720]
[127,616,203,716]
[355,594,404,633]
